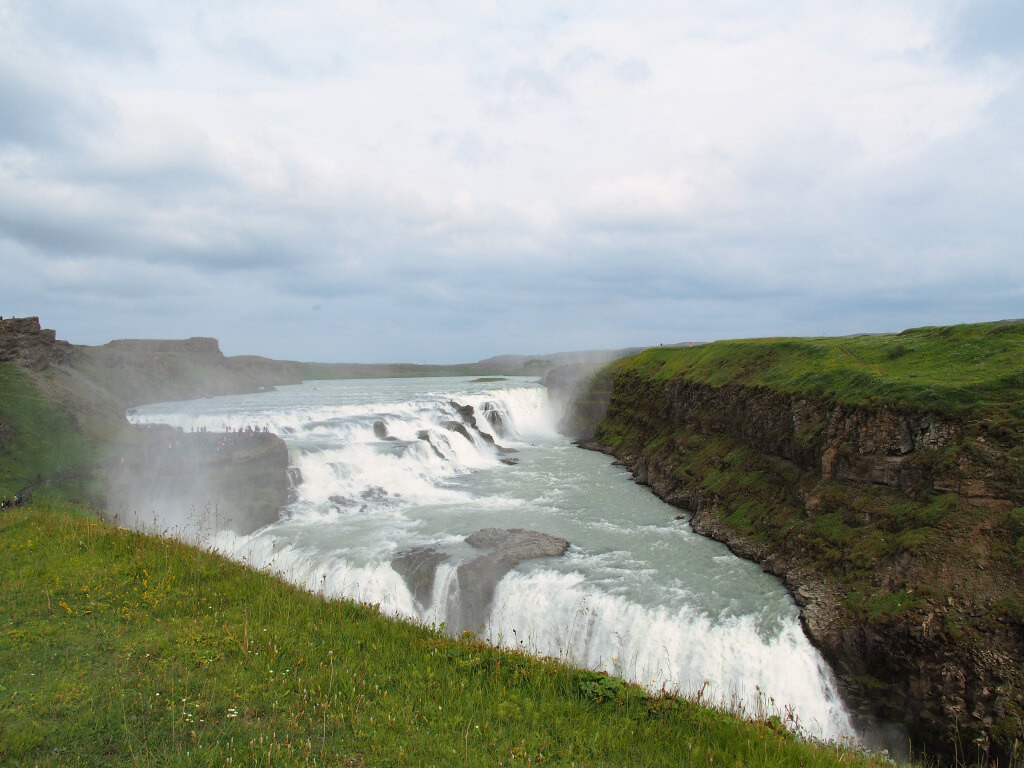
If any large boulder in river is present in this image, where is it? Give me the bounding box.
[392,546,449,608]
[390,528,571,635]
[463,528,570,559]
[455,528,570,634]
[441,420,474,443]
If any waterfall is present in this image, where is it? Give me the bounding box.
[129,376,858,745]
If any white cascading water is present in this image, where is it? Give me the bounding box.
[128,376,857,745]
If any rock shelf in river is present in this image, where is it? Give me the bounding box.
[392,527,571,636]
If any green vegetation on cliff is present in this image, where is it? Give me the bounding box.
[621,320,1024,426]
[0,363,95,498]
[580,320,1024,765]
[0,502,893,767]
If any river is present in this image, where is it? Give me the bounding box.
[128,375,856,744]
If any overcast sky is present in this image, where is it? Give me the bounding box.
[2,1,1022,362]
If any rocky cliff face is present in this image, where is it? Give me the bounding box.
[571,369,1023,766]
[78,337,302,407]
[103,428,290,536]
[0,317,76,370]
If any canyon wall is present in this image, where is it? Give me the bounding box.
[557,328,1024,766]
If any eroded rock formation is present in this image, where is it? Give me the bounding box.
[0,317,76,370]
[391,528,571,636]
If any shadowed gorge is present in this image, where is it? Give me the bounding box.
[558,320,1024,765]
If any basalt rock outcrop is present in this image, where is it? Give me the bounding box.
[455,528,571,634]
[391,528,571,636]
[444,401,516,455]
[391,546,450,607]
[79,336,301,407]
[0,317,76,370]
[567,342,1024,766]
[104,427,290,536]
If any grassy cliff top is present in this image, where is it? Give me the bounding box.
[612,320,1024,424]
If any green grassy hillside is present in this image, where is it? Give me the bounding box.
[0,363,95,499]
[0,502,896,767]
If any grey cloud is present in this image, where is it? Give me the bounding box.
[558,46,606,76]
[11,0,156,62]
[843,91,1024,261]
[68,162,232,206]
[429,131,508,168]
[195,28,296,79]
[0,181,316,277]
[4,2,1021,364]
[949,0,1024,61]
[191,6,350,80]
[0,51,108,149]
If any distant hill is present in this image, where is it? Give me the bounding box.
[73,334,652,406]
[475,347,649,372]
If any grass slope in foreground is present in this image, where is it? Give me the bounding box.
[1,503,897,767]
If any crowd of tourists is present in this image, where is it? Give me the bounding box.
[0,492,27,509]
[178,425,271,434]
